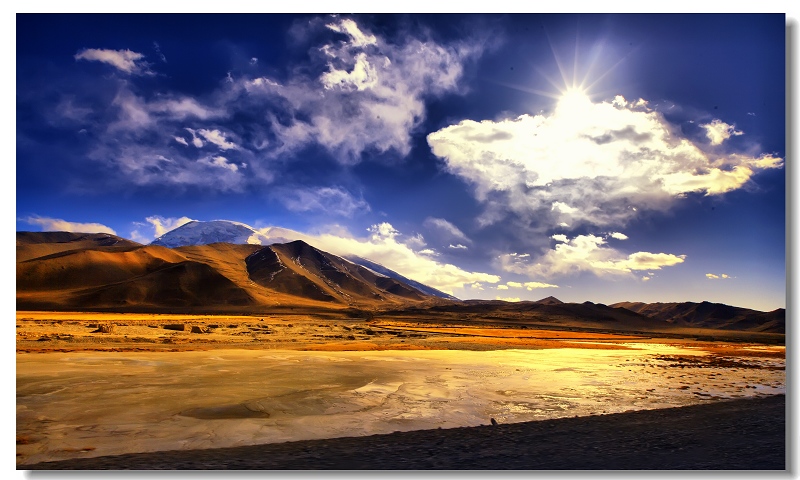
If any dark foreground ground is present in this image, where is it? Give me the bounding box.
[21,395,785,470]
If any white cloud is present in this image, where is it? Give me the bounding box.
[470,282,485,290]
[506,281,523,288]
[551,234,568,243]
[74,48,153,75]
[500,234,685,278]
[276,186,370,217]
[23,215,116,235]
[244,16,482,164]
[197,129,237,150]
[642,276,651,282]
[496,296,521,302]
[326,18,378,48]
[200,155,239,172]
[174,136,188,146]
[185,128,205,148]
[524,281,558,289]
[262,222,500,295]
[145,216,195,238]
[428,94,783,232]
[250,57,258,65]
[701,119,744,146]
[496,285,509,290]
[418,248,438,256]
[609,232,628,240]
[706,273,732,280]
[448,243,468,250]
[424,217,471,244]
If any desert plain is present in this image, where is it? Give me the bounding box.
[16,309,785,468]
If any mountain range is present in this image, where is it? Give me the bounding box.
[15,222,785,334]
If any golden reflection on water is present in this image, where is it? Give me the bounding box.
[17,343,784,465]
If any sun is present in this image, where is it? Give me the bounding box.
[555,87,593,117]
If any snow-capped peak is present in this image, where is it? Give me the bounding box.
[150,220,299,248]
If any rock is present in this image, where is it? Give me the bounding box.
[491,418,498,426]
[92,324,114,334]
[191,326,209,334]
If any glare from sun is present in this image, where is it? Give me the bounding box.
[556,87,593,118]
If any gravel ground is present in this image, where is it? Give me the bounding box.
[20,394,785,470]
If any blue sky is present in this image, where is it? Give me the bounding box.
[16,13,787,311]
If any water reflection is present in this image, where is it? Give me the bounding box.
[17,344,784,465]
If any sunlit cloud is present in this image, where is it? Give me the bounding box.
[23,215,116,235]
[507,281,523,288]
[525,281,558,289]
[428,94,783,234]
[609,232,628,240]
[74,48,153,75]
[706,273,732,280]
[145,215,196,238]
[701,119,743,145]
[500,234,685,278]
[496,296,521,302]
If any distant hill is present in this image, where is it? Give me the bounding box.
[611,301,785,333]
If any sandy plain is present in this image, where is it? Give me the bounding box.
[16,310,785,468]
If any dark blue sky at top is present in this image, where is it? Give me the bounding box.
[15,13,787,310]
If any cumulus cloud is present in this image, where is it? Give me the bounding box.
[506,281,523,288]
[496,284,509,290]
[243,16,482,164]
[276,186,370,217]
[551,234,568,243]
[23,215,116,234]
[500,234,685,278]
[254,222,500,295]
[642,276,651,282]
[701,119,744,145]
[428,94,783,233]
[75,48,153,75]
[609,232,628,240]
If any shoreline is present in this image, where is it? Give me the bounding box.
[20,394,785,470]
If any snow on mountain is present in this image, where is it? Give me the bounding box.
[344,255,460,301]
[150,220,458,301]
[150,220,299,248]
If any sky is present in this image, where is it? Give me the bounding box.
[15,13,788,311]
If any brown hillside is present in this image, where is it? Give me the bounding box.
[611,301,785,333]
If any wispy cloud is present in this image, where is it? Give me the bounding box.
[706,273,732,279]
[75,48,153,75]
[23,215,116,235]
[424,217,472,245]
[276,186,370,217]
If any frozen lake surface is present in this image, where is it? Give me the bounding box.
[17,344,784,465]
